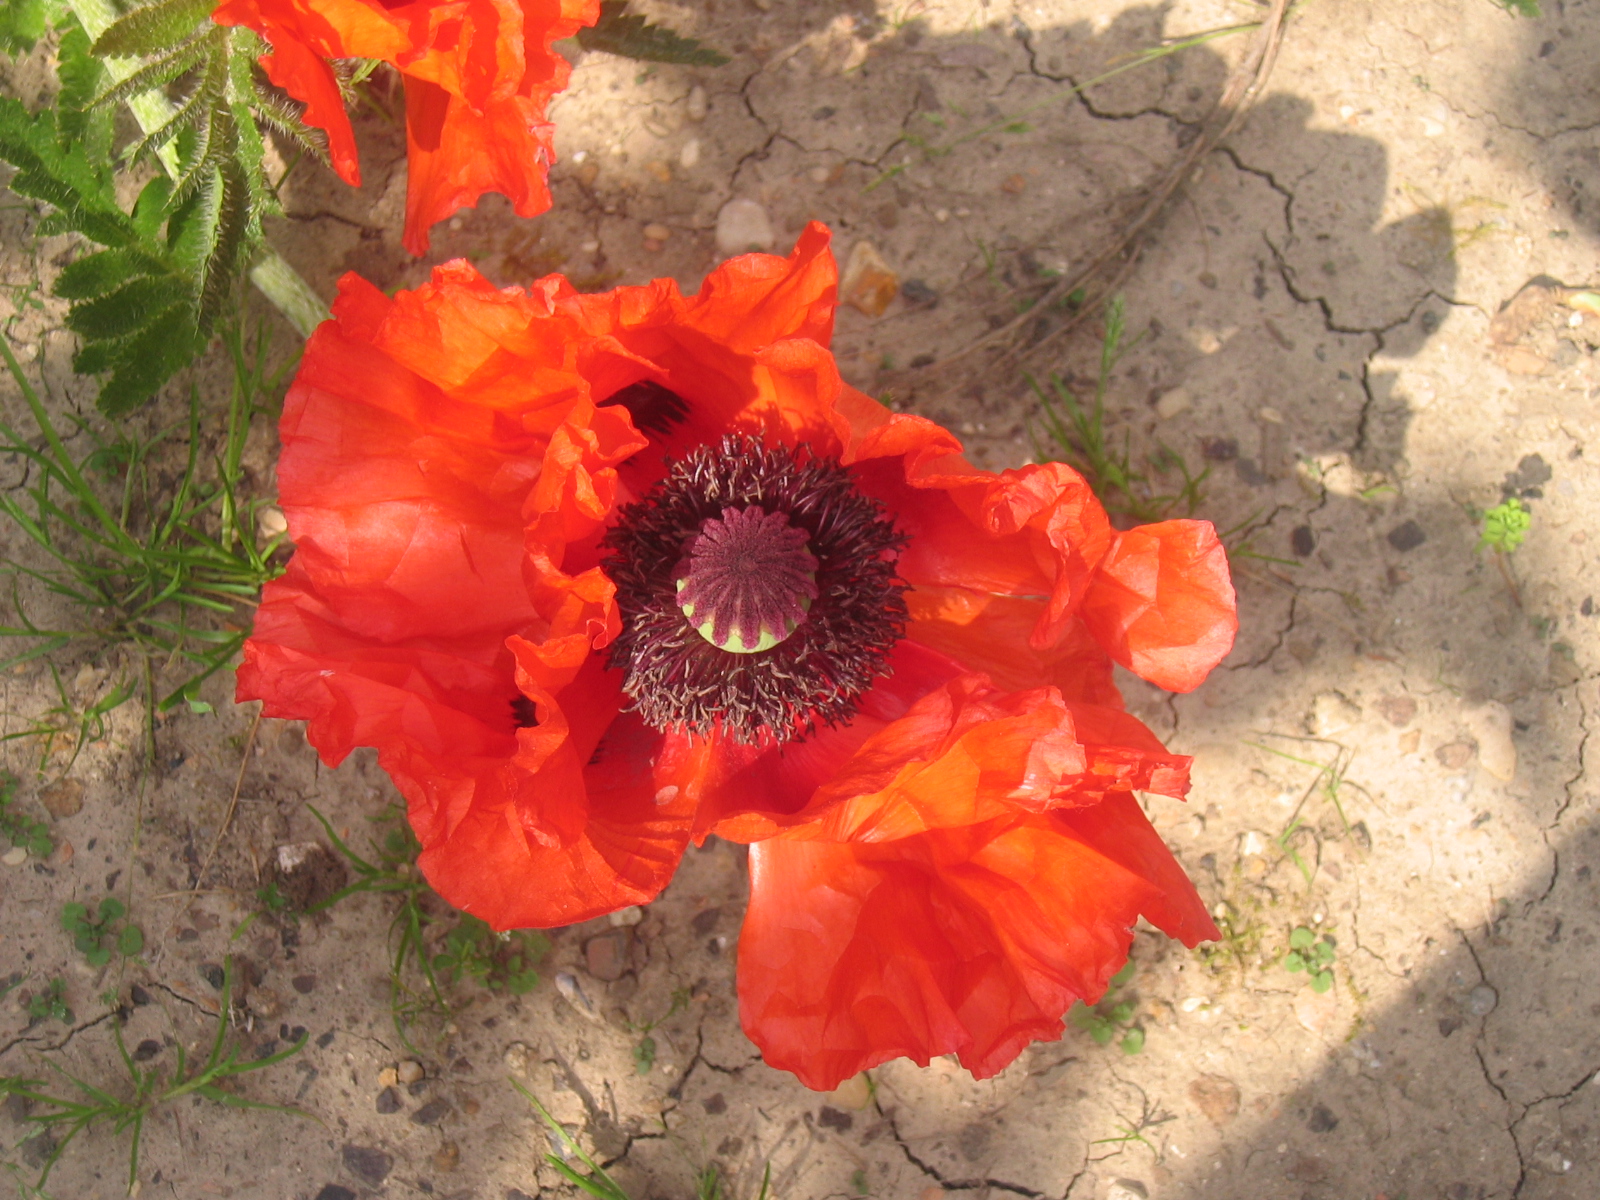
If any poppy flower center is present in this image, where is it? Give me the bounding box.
[603,432,908,743]
[675,507,818,654]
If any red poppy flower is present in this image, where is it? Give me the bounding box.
[212,0,598,254]
[238,223,1238,1089]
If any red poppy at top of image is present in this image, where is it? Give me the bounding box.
[211,0,598,254]
[237,223,1239,1091]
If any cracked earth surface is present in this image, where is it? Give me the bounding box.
[2,0,1599,1197]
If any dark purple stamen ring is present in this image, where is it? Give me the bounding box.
[602,434,908,743]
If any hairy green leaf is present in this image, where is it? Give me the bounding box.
[91,34,210,111]
[0,0,53,55]
[96,305,202,416]
[55,247,165,299]
[91,0,215,57]
[576,0,729,66]
[65,275,191,340]
[195,159,251,334]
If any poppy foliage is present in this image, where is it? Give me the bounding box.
[212,0,598,254]
[238,224,1238,1090]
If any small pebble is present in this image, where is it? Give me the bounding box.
[1155,387,1192,419]
[375,1088,402,1114]
[377,1067,399,1089]
[576,162,600,187]
[2,846,27,867]
[643,223,672,242]
[900,278,937,306]
[841,241,899,317]
[397,1060,424,1085]
[257,506,289,539]
[608,906,644,927]
[685,85,708,121]
[715,198,775,256]
[503,1041,535,1076]
[1001,173,1027,194]
[434,1141,461,1172]
[1465,983,1499,1017]
[645,160,672,183]
[679,139,701,169]
[410,1097,452,1126]
[808,166,830,184]
[555,972,600,1021]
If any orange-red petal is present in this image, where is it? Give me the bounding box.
[1079,520,1238,692]
[738,793,1218,1090]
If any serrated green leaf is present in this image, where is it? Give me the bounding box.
[248,86,330,167]
[133,174,173,237]
[66,275,190,340]
[55,247,153,299]
[95,304,201,415]
[91,34,209,111]
[576,0,729,66]
[92,0,215,57]
[0,0,51,56]
[195,158,253,333]
[57,21,115,159]
[71,335,124,375]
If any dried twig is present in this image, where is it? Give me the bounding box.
[192,706,262,891]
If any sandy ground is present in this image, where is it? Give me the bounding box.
[3,0,1600,1197]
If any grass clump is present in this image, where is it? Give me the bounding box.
[0,958,309,1195]
[0,317,290,714]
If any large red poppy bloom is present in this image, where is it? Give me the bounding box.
[238,224,1237,1089]
[213,0,597,254]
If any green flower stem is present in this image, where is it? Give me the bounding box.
[66,0,328,337]
[248,250,329,336]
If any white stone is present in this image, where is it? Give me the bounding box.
[715,198,775,256]
[1308,691,1362,737]
[685,85,708,122]
[608,905,644,927]
[2,845,26,866]
[679,139,701,169]
[1156,387,1192,419]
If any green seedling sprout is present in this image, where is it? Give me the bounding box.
[1030,297,1209,522]
[1478,497,1531,554]
[25,978,73,1026]
[60,896,143,968]
[301,803,547,1049]
[0,772,53,858]
[1247,735,1370,887]
[629,987,691,1075]
[0,957,310,1195]
[1068,959,1145,1054]
[1283,926,1337,992]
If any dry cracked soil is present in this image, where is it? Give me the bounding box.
[2,0,1600,1198]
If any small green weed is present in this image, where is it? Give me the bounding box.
[0,958,309,1195]
[1283,926,1336,992]
[305,803,548,1049]
[25,978,73,1026]
[1248,736,1369,887]
[1030,297,1209,522]
[0,663,134,777]
[0,772,53,858]
[1069,960,1145,1054]
[60,896,144,968]
[630,987,691,1075]
[432,915,549,996]
[1478,497,1531,554]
